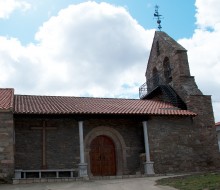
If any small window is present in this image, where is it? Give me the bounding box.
[163,57,172,83]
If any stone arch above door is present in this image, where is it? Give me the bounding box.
[84,126,127,176]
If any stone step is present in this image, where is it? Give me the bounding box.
[12,174,155,184]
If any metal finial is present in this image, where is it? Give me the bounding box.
[154,5,163,31]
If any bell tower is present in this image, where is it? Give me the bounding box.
[139,31,214,127]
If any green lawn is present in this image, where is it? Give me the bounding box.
[156,172,220,190]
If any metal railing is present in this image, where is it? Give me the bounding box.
[139,74,167,99]
[139,82,148,99]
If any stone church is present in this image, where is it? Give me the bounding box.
[0,31,220,182]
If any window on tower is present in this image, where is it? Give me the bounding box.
[163,57,172,83]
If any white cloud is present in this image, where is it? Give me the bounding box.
[0,0,31,19]
[0,2,154,98]
[213,102,220,123]
[178,0,220,122]
[33,2,155,97]
[0,1,219,122]
[195,0,220,29]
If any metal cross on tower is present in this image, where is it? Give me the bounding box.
[154,5,163,31]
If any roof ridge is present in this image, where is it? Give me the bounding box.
[14,94,141,101]
[156,31,186,52]
[14,94,180,104]
[0,88,14,90]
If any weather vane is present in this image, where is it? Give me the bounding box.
[154,5,163,31]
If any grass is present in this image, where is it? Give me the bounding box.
[156,172,220,190]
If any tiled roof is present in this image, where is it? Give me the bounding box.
[0,88,14,110]
[215,122,220,126]
[14,94,196,116]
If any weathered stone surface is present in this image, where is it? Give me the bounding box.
[143,31,220,173]
[148,116,220,173]
[84,118,144,175]
[145,32,215,127]
[15,119,80,170]
[0,112,14,180]
[14,117,144,175]
[14,115,220,176]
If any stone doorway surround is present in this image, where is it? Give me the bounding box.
[84,126,127,176]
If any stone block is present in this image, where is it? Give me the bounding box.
[48,178,55,182]
[20,179,27,184]
[40,178,47,183]
[26,179,34,184]
[33,178,40,183]
[116,175,122,179]
[12,179,19,184]
[78,163,88,177]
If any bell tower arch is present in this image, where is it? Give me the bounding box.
[140,31,214,127]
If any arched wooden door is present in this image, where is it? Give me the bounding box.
[90,135,116,176]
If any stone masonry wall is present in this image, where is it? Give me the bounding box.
[186,95,215,127]
[146,32,202,98]
[145,32,214,127]
[146,32,191,90]
[148,116,220,173]
[15,119,80,170]
[14,115,220,176]
[84,118,144,175]
[0,112,14,180]
[14,117,144,175]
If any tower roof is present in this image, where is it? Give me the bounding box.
[155,31,186,52]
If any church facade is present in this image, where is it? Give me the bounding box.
[0,31,219,182]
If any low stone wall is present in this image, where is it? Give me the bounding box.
[0,112,14,181]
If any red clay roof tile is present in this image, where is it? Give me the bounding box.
[14,94,196,116]
[215,122,220,126]
[0,88,14,110]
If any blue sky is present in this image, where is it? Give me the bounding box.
[0,0,220,122]
[0,0,196,44]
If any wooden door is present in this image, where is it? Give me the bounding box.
[90,135,116,176]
